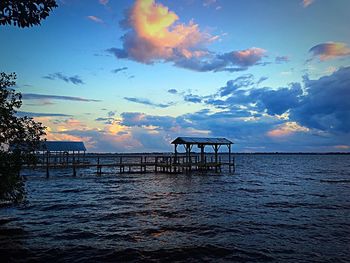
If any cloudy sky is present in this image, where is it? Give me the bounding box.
[2,0,350,152]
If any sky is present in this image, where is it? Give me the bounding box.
[1,0,350,153]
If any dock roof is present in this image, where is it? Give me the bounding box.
[41,141,86,152]
[171,137,233,145]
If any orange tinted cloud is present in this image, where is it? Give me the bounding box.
[267,122,309,137]
[107,120,128,134]
[34,117,95,148]
[31,116,139,152]
[121,0,215,63]
[309,42,350,61]
[46,132,86,142]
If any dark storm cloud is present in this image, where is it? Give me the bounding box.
[290,66,350,133]
[249,83,303,115]
[195,74,304,116]
[204,67,350,133]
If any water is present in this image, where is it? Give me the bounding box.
[1,154,350,262]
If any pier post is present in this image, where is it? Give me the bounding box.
[233,156,235,173]
[46,152,50,178]
[166,157,169,173]
[119,156,122,173]
[174,144,178,173]
[200,144,204,165]
[169,157,172,173]
[205,156,207,170]
[214,145,218,173]
[140,156,143,173]
[97,157,101,175]
[228,144,232,173]
[73,156,76,177]
[155,157,158,173]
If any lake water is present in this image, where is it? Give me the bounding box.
[1,154,350,262]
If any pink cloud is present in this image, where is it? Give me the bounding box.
[108,0,267,72]
[122,0,213,63]
[309,42,350,61]
[111,0,216,64]
[226,47,267,67]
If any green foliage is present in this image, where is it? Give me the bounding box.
[0,72,46,204]
[0,0,57,28]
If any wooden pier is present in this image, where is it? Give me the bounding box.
[24,137,236,177]
[26,153,235,177]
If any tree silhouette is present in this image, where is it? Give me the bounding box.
[0,73,46,203]
[0,0,56,204]
[0,0,57,28]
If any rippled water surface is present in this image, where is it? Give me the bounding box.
[1,154,350,262]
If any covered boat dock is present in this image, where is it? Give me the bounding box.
[172,137,234,173]
[37,141,87,167]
